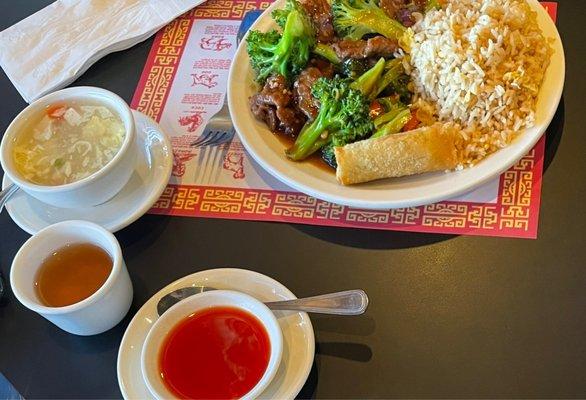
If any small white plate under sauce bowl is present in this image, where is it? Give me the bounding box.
[117,268,315,400]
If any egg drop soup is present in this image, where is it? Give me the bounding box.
[12,101,125,186]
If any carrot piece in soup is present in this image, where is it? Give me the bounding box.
[46,104,67,119]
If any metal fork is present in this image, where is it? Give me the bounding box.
[190,103,234,148]
[188,10,263,183]
[191,103,235,183]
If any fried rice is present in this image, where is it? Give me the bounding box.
[408,0,553,168]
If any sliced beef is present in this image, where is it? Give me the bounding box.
[380,0,407,18]
[294,68,322,119]
[332,36,399,60]
[250,102,279,131]
[250,75,306,136]
[413,0,429,9]
[395,8,416,27]
[252,75,291,108]
[293,60,335,120]
[299,0,335,43]
[309,58,335,77]
[380,0,428,27]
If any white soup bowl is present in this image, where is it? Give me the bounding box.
[0,86,136,208]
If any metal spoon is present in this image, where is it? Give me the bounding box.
[157,287,368,316]
[0,183,19,213]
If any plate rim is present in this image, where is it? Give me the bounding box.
[116,267,316,400]
[1,110,173,234]
[227,0,565,210]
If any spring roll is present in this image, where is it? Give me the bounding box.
[334,123,460,185]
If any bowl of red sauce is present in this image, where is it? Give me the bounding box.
[141,290,283,399]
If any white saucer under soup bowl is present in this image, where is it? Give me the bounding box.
[0,86,136,208]
[2,110,173,234]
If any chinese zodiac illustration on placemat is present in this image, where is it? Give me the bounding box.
[191,72,219,88]
[172,150,196,177]
[200,36,232,51]
[178,113,204,132]
[223,151,245,179]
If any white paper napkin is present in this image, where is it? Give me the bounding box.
[0,0,206,103]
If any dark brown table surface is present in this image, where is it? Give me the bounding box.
[1,1,585,399]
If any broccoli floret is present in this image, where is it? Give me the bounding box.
[313,43,341,64]
[373,102,404,128]
[371,96,411,138]
[384,73,412,104]
[272,0,302,28]
[286,77,373,161]
[349,57,385,98]
[332,0,406,41]
[368,58,404,100]
[247,1,315,83]
[372,107,411,138]
[360,59,412,103]
[349,57,410,100]
[272,9,289,28]
[377,96,399,111]
[342,58,370,79]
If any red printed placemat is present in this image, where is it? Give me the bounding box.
[131,1,558,239]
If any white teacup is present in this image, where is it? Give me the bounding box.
[141,290,283,400]
[10,220,133,336]
[0,86,136,208]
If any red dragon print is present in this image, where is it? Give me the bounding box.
[191,72,218,89]
[172,150,196,177]
[199,36,232,51]
[178,113,204,133]
[223,151,245,179]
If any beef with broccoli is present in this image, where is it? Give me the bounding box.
[246,0,438,168]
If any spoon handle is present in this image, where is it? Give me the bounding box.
[0,184,19,213]
[265,289,369,315]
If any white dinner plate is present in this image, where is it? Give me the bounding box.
[117,268,315,400]
[1,110,173,234]
[228,0,565,209]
